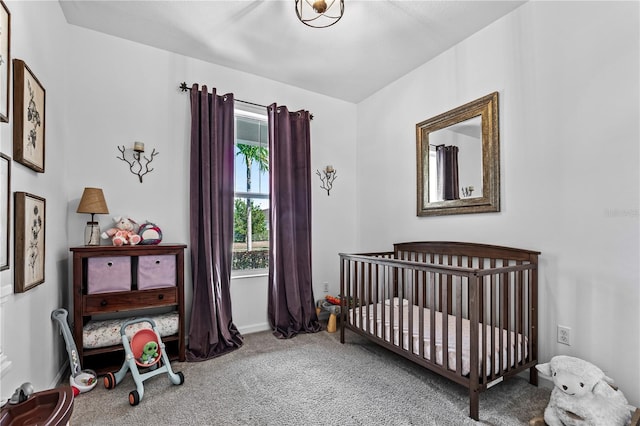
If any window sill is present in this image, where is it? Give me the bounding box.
[231,269,268,280]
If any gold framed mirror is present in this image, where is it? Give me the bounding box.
[416,92,500,216]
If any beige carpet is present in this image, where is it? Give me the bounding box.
[70,328,550,425]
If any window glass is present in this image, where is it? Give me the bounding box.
[233,109,269,272]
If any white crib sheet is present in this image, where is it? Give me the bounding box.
[349,298,527,376]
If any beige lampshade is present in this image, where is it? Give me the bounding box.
[77,188,109,214]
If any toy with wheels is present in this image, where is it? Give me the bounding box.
[51,308,98,395]
[103,318,184,405]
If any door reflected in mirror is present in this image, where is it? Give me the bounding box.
[416,92,500,216]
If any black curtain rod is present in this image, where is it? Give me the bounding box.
[179,82,266,108]
[179,82,313,120]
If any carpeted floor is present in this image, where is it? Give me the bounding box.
[70,328,550,425]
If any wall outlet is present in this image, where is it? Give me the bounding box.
[557,325,571,345]
[323,282,329,293]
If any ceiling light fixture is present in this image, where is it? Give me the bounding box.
[295,0,344,28]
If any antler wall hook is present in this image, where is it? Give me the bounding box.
[116,142,159,183]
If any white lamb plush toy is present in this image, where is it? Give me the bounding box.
[536,355,633,426]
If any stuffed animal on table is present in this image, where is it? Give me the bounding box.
[536,355,633,426]
[101,216,141,246]
[139,341,159,365]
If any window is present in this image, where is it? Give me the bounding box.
[232,107,269,272]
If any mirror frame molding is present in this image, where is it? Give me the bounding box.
[416,91,500,217]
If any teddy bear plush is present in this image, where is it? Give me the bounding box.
[100,216,141,246]
[536,355,633,426]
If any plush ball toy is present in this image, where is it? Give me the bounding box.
[139,341,159,364]
[536,355,633,426]
[137,221,163,245]
[100,216,141,246]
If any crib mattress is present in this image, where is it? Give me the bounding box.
[348,298,527,376]
[83,311,179,349]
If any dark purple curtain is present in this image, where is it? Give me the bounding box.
[187,84,243,361]
[436,145,460,201]
[267,104,321,339]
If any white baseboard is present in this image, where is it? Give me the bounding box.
[52,360,70,388]
[238,322,270,335]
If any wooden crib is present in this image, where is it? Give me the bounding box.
[339,241,540,421]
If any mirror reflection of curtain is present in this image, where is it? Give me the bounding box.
[436,145,460,200]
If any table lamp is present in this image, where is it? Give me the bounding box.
[76,188,109,246]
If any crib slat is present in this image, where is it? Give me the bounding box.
[441,272,449,371]
[485,261,490,381]
[407,268,415,356]
[352,259,358,331]
[372,263,379,337]
[340,257,346,343]
[456,274,463,376]
[385,258,392,333]
[478,256,486,367]
[469,275,481,419]
[418,272,425,360]
[515,262,522,368]
[430,270,437,366]
[362,261,368,334]
[530,260,539,384]
[446,255,453,314]
[486,261,495,382]
[398,266,404,351]
[496,263,503,379]
[367,261,372,335]
[500,264,508,376]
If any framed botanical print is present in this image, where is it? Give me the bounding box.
[0,1,10,123]
[13,59,45,173]
[14,192,45,292]
[0,153,9,270]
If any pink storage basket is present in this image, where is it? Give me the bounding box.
[87,257,131,294]
[137,255,176,290]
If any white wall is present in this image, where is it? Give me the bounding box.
[62,22,357,334]
[356,1,639,405]
[0,1,357,400]
[0,1,71,400]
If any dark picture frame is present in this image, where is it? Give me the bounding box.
[0,153,9,270]
[14,191,45,292]
[13,59,45,173]
[0,1,10,123]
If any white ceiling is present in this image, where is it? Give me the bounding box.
[59,0,527,103]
